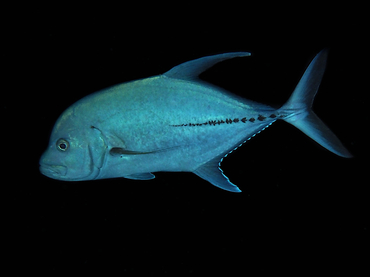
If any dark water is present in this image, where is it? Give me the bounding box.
[3,11,367,275]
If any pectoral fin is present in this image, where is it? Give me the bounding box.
[123,173,155,180]
[109,145,181,157]
[109,147,155,156]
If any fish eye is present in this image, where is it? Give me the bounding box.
[56,138,69,152]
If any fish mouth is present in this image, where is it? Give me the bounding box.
[39,164,67,179]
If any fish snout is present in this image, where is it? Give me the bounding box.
[39,164,67,178]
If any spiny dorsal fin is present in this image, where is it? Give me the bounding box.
[163,52,251,81]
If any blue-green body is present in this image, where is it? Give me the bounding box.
[39,51,351,192]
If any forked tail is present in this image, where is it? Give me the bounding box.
[279,49,352,158]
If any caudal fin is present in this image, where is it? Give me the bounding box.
[279,49,352,158]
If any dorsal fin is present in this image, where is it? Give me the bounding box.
[163,52,251,81]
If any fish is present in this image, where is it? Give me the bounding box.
[39,49,352,192]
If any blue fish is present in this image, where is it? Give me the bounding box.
[39,50,351,192]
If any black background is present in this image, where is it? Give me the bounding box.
[3,5,368,275]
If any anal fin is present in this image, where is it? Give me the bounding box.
[193,158,241,193]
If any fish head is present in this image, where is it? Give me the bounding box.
[39,106,107,181]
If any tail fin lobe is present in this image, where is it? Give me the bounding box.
[284,110,352,158]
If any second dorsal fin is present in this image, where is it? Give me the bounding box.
[163,52,251,81]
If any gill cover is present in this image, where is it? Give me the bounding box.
[88,126,109,170]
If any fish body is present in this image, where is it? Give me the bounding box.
[40,50,351,192]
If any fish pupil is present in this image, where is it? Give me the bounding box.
[59,143,67,150]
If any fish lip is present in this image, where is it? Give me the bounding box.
[39,164,67,178]
[39,163,100,181]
